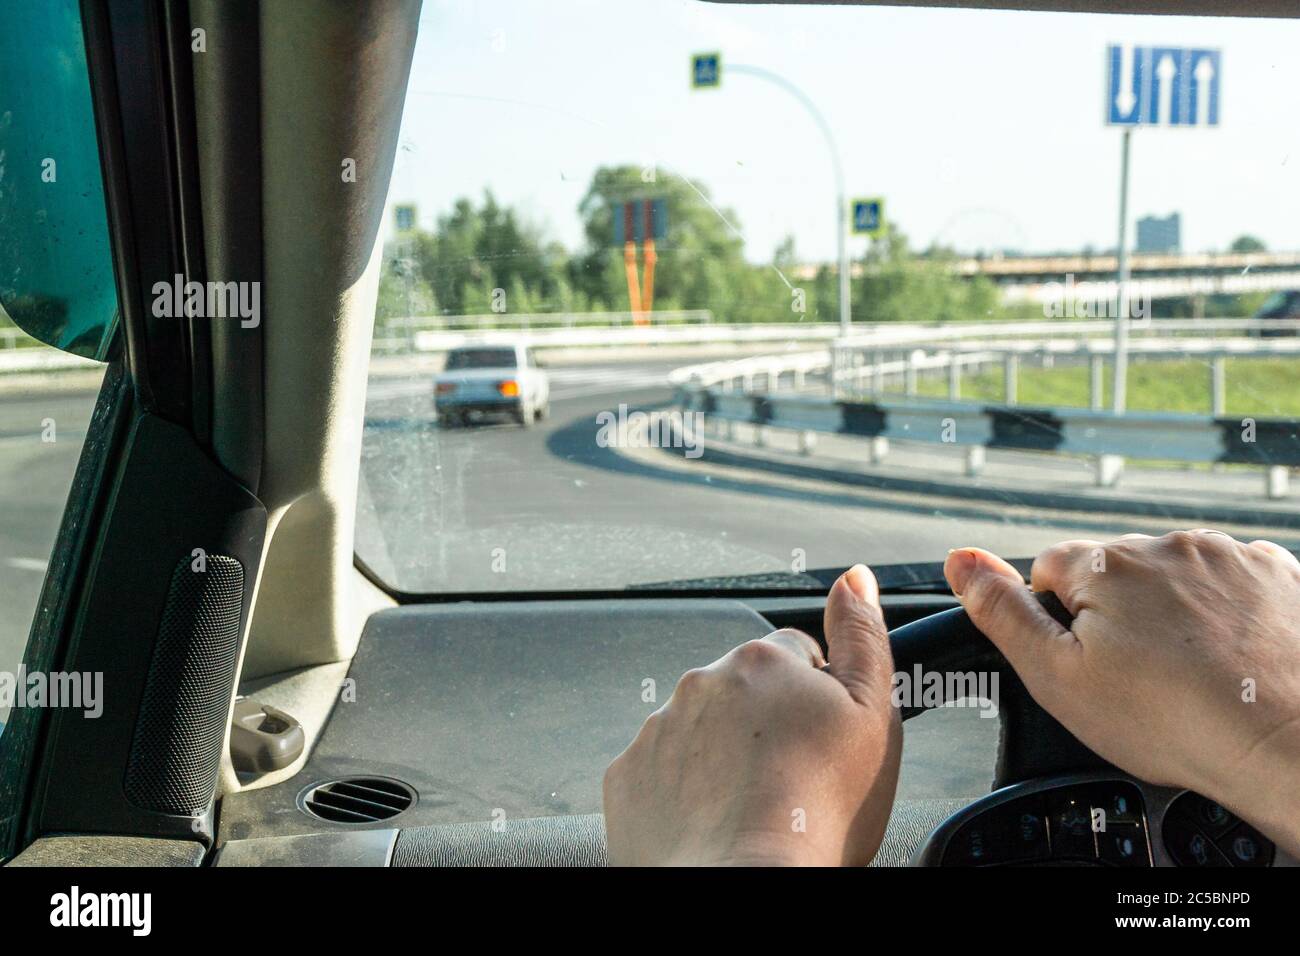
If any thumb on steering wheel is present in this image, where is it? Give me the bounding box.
[944,548,1074,677]
[823,564,894,707]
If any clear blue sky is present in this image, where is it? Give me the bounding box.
[385,0,1300,263]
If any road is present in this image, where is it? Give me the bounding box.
[0,357,1272,796]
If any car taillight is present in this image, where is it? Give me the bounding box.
[435,382,457,395]
[497,380,520,397]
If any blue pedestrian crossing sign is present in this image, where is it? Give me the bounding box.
[851,198,885,237]
[692,52,721,89]
[1107,45,1220,127]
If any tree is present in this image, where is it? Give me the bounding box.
[409,192,564,315]
[1229,235,1267,254]
[380,171,1001,327]
[855,226,1000,324]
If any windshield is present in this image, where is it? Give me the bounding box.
[356,1,1300,594]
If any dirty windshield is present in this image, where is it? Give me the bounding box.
[355,0,1300,594]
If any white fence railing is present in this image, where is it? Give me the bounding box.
[672,319,1300,501]
[404,321,850,354]
[383,309,715,331]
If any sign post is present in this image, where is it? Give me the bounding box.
[1113,129,1132,414]
[613,199,668,325]
[1105,44,1220,413]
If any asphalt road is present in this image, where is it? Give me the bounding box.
[0,358,1253,797]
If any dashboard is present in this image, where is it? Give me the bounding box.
[212,596,1292,867]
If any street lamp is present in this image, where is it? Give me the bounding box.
[695,61,852,334]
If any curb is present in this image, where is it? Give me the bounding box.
[682,433,1300,530]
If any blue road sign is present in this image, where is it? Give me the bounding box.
[851,198,885,237]
[1107,44,1220,127]
[692,52,720,89]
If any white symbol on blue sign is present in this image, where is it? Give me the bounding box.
[692,54,720,89]
[852,200,882,235]
[1107,45,1220,127]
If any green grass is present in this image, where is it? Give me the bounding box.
[903,358,1300,418]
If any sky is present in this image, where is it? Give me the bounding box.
[385,0,1300,264]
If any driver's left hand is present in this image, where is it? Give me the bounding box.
[602,565,902,866]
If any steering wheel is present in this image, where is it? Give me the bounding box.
[889,590,1072,722]
[888,594,1277,867]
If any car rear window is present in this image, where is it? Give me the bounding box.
[445,348,517,370]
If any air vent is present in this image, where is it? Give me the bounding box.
[299,777,416,824]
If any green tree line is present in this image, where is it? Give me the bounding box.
[377,165,1001,330]
[376,165,1268,330]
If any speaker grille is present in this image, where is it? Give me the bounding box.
[124,553,244,814]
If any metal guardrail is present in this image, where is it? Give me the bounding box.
[3,314,838,375]
[681,385,1300,501]
[0,328,30,349]
[406,321,850,354]
[383,309,715,331]
[671,321,1300,409]
[672,319,1300,500]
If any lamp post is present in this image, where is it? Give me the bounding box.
[698,62,852,334]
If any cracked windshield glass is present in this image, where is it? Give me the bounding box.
[355,0,1300,594]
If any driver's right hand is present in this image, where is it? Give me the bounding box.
[945,530,1300,857]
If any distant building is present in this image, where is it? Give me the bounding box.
[1136,213,1181,254]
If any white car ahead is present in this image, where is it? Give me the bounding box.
[434,344,551,428]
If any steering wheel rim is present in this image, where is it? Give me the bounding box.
[887,590,1114,794]
[888,591,1073,721]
